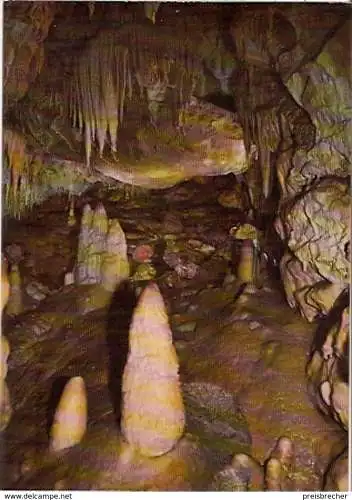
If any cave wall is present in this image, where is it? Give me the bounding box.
[229,5,350,323]
[228,5,350,435]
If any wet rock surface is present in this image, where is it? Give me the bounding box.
[2,180,347,491]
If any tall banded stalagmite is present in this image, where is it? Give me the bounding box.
[121,282,185,457]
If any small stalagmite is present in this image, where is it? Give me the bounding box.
[121,282,185,457]
[0,336,10,380]
[231,453,265,491]
[100,219,130,292]
[75,203,93,284]
[6,264,23,316]
[0,335,11,431]
[67,197,76,227]
[230,224,259,284]
[1,256,10,312]
[86,203,109,284]
[50,376,87,452]
[265,457,282,491]
[268,436,295,490]
[269,436,295,472]
[1,257,12,430]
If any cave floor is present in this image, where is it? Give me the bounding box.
[1,178,345,491]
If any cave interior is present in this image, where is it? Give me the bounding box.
[1,1,350,492]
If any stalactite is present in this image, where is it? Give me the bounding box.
[69,25,203,168]
[3,128,33,218]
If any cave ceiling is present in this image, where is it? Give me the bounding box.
[2,2,351,217]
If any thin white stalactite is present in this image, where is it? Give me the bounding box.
[120,47,128,125]
[90,42,101,152]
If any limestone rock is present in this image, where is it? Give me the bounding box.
[284,20,351,198]
[182,382,251,466]
[278,179,350,319]
[121,282,185,457]
[307,298,349,431]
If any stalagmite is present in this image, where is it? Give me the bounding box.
[237,240,256,284]
[87,203,109,284]
[75,204,93,284]
[121,282,185,457]
[100,219,130,292]
[231,453,265,491]
[67,197,76,227]
[1,257,10,312]
[270,437,295,472]
[1,257,12,431]
[50,376,87,452]
[6,264,23,316]
[230,224,259,285]
[265,458,282,491]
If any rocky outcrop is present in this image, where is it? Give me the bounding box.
[276,19,351,320]
[228,7,350,323]
[277,179,349,321]
[307,297,349,432]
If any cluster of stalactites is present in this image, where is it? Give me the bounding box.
[69,32,132,170]
[68,26,203,170]
[3,128,32,219]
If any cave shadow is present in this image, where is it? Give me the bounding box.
[105,280,138,426]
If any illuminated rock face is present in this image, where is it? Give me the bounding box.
[274,20,351,322]
[121,282,185,457]
[278,179,350,322]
